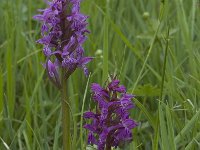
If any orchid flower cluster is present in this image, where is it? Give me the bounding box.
[34,0,92,88]
[84,79,138,150]
[34,1,137,149]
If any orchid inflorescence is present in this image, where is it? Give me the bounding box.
[34,0,92,88]
[34,1,137,149]
[84,78,138,150]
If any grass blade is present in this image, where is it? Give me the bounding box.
[159,105,169,150]
[102,1,109,82]
[80,74,91,149]
[166,106,176,150]
[175,109,200,144]
[0,67,3,119]
[185,132,200,150]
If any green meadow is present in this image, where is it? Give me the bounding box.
[0,0,200,149]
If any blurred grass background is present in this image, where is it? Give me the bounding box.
[0,0,200,149]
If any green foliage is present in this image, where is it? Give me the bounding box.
[0,0,200,149]
[133,84,160,97]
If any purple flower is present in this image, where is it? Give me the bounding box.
[83,79,138,150]
[34,0,92,88]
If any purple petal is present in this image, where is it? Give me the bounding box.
[33,14,44,21]
[83,124,97,133]
[62,57,78,71]
[122,119,138,129]
[91,83,103,92]
[46,60,61,88]
[79,57,93,66]
[108,80,120,88]
[83,66,89,76]
[43,46,52,56]
[98,129,109,150]
[115,85,126,93]
[88,132,97,145]
[83,112,96,119]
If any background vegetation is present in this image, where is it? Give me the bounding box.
[0,0,200,149]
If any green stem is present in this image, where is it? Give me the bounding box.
[61,71,71,150]
[159,28,169,101]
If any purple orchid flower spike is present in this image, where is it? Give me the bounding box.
[34,0,93,89]
[83,78,138,150]
[34,1,93,149]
